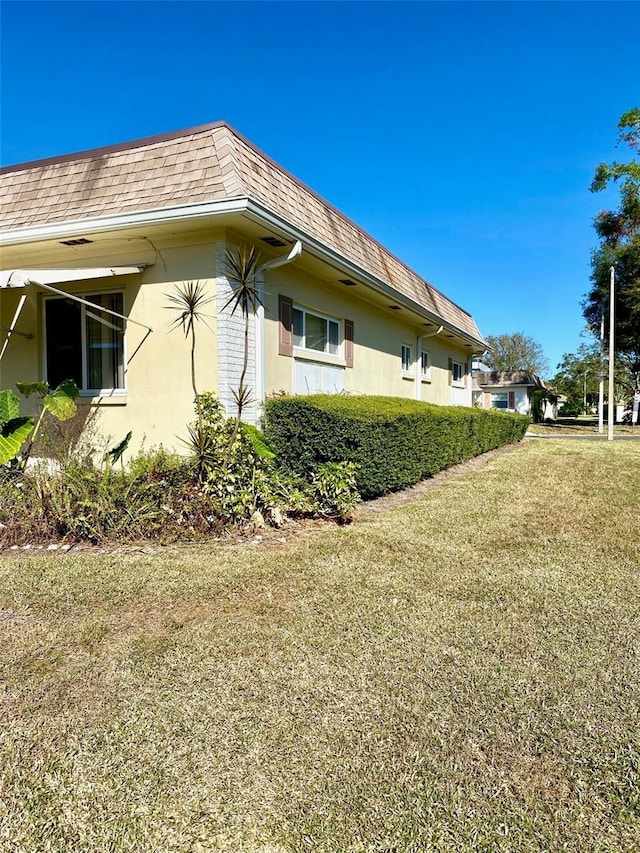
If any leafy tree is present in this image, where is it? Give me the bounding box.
[483,332,549,376]
[553,339,603,413]
[584,108,640,392]
[553,335,635,412]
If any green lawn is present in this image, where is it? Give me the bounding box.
[1,440,639,852]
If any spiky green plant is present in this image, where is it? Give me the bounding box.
[224,245,263,422]
[165,281,213,418]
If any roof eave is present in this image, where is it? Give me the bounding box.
[242,201,487,351]
[0,198,487,351]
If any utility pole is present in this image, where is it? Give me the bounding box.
[598,312,605,433]
[607,266,615,441]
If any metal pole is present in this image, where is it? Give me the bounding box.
[607,266,615,441]
[598,312,604,433]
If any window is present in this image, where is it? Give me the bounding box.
[451,360,464,385]
[292,307,340,356]
[45,292,125,393]
[401,344,412,373]
[420,349,431,380]
[490,392,509,410]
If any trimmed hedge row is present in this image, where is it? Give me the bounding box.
[264,395,529,499]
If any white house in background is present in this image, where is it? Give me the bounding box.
[472,369,551,416]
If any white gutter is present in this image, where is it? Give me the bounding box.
[243,201,487,351]
[254,241,303,412]
[1,197,486,349]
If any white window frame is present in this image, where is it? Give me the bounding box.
[401,343,413,375]
[451,360,465,387]
[490,392,509,410]
[292,305,341,359]
[420,348,431,381]
[43,290,127,395]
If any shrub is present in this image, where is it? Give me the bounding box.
[264,395,529,499]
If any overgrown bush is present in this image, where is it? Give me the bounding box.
[264,395,529,499]
[0,393,361,546]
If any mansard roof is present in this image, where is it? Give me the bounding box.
[1,122,484,343]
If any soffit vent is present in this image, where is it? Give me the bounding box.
[59,238,93,246]
[260,236,287,247]
[339,279,358,286]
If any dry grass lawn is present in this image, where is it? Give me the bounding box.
[1,439,639,852]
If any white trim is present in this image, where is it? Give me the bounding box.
[401,342,413,375]
[0,197,486,349]
[0,268,153,332]
[292,304,341,359]
[419,348,431,381]
[0,199,249,246]
[34,281,152,333]
[43,289,128,395]
[244,201,487,351]
[0,267,144,288]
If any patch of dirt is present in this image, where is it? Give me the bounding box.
[0,443,524,556]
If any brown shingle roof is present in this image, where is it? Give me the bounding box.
[1,122,484,342]
[474,370,546,388]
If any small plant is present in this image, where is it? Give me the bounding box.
[310,461,360,523]
[0,380,79,468]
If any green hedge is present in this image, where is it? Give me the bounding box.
[264,395,529,499]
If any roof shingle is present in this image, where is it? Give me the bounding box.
[0,122,484,342]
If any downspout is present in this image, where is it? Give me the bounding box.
[415,325,443,400]
[470,350,488,407]
[255,241,302,418]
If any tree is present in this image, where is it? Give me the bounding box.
[584,108,640,393]
[553,335,636,414]
[483,332,549,376]
[553,339,603,413]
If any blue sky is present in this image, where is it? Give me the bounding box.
[2,1,639,375]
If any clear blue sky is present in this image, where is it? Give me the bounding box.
[2,1,639,375]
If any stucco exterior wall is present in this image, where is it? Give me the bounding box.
[1,229,477,457]
[262,264,472,409]
[0,232,222,455]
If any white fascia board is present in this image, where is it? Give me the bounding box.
[243,200,487,351]
[0,198,249,247]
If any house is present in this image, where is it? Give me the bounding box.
[0,123,487,454]
[472,369,554,417]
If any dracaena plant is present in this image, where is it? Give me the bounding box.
[223,244,263,454]
[165,280,214,422]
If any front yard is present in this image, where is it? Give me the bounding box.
[1,440,639,852]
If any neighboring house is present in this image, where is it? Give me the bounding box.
[0,122,487,454]
[472,370,552,417]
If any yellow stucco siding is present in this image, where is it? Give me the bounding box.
[1,228,476,457]
[262,264,472,404]
[0,233,222,454]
